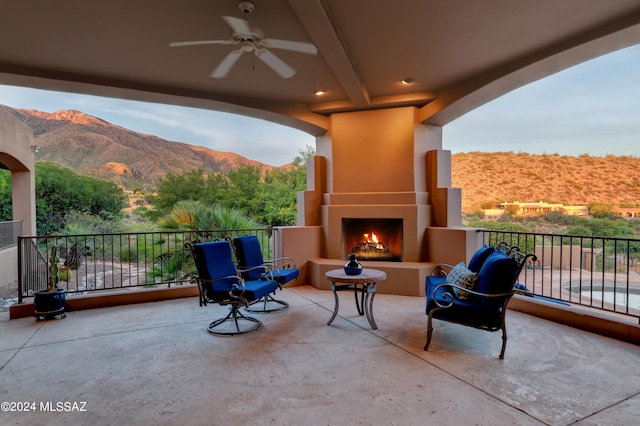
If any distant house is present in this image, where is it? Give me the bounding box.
[483,201,589,218]
[614,208,640,218]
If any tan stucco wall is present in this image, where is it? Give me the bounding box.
[0,246,18,294]
[0,108,37,293]
[327,107,434,194]
[296,106,463,259]
[274,225,323,286]
[0,108,36,235]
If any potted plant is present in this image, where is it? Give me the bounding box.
[34,246,67,320]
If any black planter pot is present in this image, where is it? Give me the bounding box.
[34,289,67,320]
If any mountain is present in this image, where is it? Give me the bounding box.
[452,152,640,211]
[4,105,639,210]
[1,105,272,190]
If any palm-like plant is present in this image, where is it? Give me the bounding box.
[150,201,264,283]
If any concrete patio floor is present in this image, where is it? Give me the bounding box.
[1,285,640,426]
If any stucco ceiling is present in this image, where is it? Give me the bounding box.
[1,0,640,135]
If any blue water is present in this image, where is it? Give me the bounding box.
[580,290,640,308]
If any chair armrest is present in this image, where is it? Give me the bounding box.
[237,265,275,281]
[197,274,247,299]
[431,263,455,278]
[264,256,297,270]
[432,282,513,309]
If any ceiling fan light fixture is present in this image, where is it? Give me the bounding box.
[238,1,255,14]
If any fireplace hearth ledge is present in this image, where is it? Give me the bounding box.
[308,258,435,297]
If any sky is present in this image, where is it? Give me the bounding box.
[1,43,640,165]
[444,43,640,156]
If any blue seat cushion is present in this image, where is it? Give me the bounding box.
[193,241,240,292]
[233,236,268,280]
[193,241,277,302]
[425,275,503,329]
[273,267,299,284]
[468,245,495,273]
[207,279,278,302]
[476,250,519,298]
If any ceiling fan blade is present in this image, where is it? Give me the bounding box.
[170,40,228,47]
[265,39,318,55]
[256,50,296,79]
[211,50,243,78]
[222,16,251,35]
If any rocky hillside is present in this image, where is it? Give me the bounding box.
[1,105,271,190]
[4,105,639,210]
[452,152,640,211]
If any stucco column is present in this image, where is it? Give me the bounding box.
[12,170,36,236]
[0,108,37,236]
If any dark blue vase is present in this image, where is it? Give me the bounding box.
[344,254,363,275]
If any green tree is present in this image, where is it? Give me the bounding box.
[35,162,127,235]
[258,165,306,225]
[566,224,592,236]
[503,204,520,216]
[466,220,534,253]
[0,169,11,222]
[588,202,614,217]
[150,146,313,227]
[221,165,263,214]
[541,210,578,227]
[151,169,209,217]
[292,144,315,167]
[575,217,636,238]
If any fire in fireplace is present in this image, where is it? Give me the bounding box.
[341,218,403,261]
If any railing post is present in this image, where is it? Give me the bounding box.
[17,236,23,304]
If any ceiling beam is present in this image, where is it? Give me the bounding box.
[309,91,437,114]
[289,0,370,107]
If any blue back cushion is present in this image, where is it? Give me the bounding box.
[193,241,238,292]
[476,250,519,295]
[468,245,495,273]
[233,236,266,280]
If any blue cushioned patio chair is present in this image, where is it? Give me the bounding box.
[186,240,278,336]
[424,243,536,359]
[232,235,299,312]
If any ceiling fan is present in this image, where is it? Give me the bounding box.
[170,1,318,79]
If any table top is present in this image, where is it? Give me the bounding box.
[325,268,387,283]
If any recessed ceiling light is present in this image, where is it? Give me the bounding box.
[401,78,414,85]
[315,90,326,96]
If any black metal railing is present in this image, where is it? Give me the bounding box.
[478,229,640,322]
[17,228,274,303]
[0,220,22,250]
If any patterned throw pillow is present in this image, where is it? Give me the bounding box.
[445,262,479,300]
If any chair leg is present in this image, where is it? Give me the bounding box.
[499,325,507,359]
[424,310,436,351]
[207,305,262,336]
[244,293,289,313]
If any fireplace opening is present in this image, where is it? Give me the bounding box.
[341,218,403,261]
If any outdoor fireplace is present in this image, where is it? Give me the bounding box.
[342,218,403,261]
[289,107,462,296]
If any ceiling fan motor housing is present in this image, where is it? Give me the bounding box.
[238,1,254,14]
